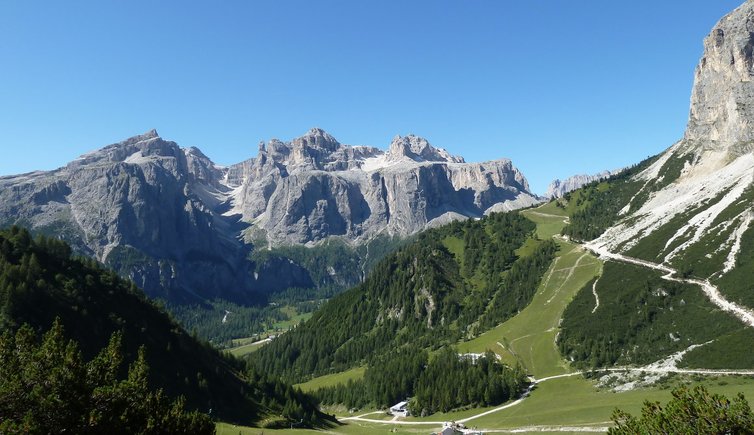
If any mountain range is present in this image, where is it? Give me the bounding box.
[0,129,537,303]
[544,170,620,199]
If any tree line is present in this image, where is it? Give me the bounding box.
[313,348,527,416]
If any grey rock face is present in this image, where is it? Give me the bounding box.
[226,128,539,245]
[592,1,754,265]
[0,131,255,303]
[686,1,754,152]
[545,170,618,199]
[386,134,465,163]
[0,127,538,301]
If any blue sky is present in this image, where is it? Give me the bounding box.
[0,0,744,194]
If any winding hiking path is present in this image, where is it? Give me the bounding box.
[590,275,601,314]
[545,252,589,305]
[339,204,754,433]
[585,243,754,328]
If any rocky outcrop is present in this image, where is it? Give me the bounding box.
[591,1,754,276]
[0,128,538,302]
[545,170,618,199]
[225,128,538,245]
[686,1,754,152]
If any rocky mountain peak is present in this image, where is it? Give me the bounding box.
[592,1,754,265]
[0,127,540,301]
[185,146,209,160]
[386,134,465,163]
[143,128,159,139]
[686,1,754,151]
[292,127,341,152]
[280,128,344,169]
[69,129,180,168]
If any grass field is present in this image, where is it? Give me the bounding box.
[521,201,569,239]
[227,306,313,358]
[218,371,754,433]
[217,421,430,435]
[403,374,754,429]
[295,366,366,392]
[228,339,269,357]
[457,206,599,379]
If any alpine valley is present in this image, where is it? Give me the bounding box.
[3,1,754,434]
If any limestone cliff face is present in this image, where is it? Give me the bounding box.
[591,1,754,270]
[0,128,538,301]
[226,128,538,245]
[686,1,754,153]
[0,130,256,302]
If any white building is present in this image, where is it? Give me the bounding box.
[389,400,409,417]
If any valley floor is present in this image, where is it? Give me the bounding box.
[220,202,754,434]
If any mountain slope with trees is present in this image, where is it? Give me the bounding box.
[0,226,323,427]
[251,211,556,411]
[0,320,215,434]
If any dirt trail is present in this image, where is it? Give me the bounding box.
[585,243,754,328]
[526,211,570,224]
[590,276,601,314]
[545,252,589,305]
[340,206,754,433]
[339,365,754,428]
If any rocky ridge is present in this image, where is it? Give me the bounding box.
[0,128,538,301]
[226,128,538,245]
[545,170,620,199]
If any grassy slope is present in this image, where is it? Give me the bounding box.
[416,375,754,429]
[409,203,754,428]
[228,339,268,357]
[295,367,366,393]
[456,203,599,379]
[457,242,600,378]
[227,307,313,358]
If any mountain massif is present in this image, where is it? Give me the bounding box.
[574,0,754,294]
[0,129,537,303]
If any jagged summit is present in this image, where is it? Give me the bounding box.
[109,128,161,147]
[143,128,159,139]
[250,129,465,169]
[224,128,538,244]
[0,126,539,301]
[545,170,619,199]
[295,127,340,148]
[386,134,465,163]
[70,129,177,167]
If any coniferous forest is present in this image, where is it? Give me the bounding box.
[0,227,326,430]
[251,212,554,414]
[314,348,527,415]
[0,320,215,434]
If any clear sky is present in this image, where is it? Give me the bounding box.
[0,0,744,194]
